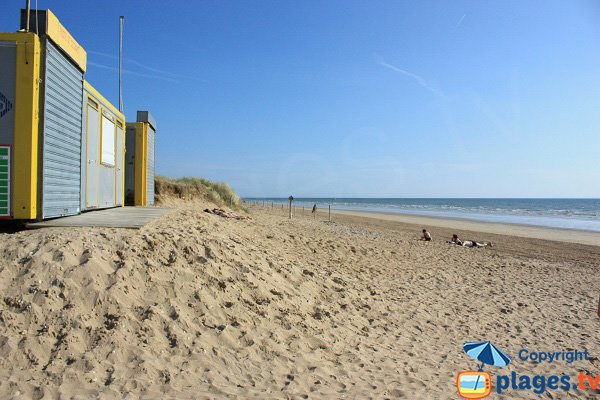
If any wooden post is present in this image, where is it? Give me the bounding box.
[288,196,294,219]
[329,205,331,222]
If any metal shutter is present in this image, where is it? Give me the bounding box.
[42,40,83,218]
[146,127,155,205]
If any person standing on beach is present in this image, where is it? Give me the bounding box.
[421,229,432,241]
[312,204,317,216]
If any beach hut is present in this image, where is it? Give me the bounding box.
[0,9,87,220]
[125,112,157,206]
[0,9,127,220]
[80,81,126,211]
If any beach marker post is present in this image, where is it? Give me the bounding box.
[329,205,331,222]
[288,195,294,219]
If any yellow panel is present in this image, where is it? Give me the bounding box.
[114,123,125,207]
[132,123,147,206]
[141,124,148,206]
[46,10,87,72]
[0,33,41,219]
[121,122,125,207]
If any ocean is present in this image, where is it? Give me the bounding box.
[244,198,600,232]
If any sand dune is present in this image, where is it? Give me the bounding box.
[0,200,598,398]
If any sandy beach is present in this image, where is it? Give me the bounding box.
[327,208,600,246]
[0,198,598,399]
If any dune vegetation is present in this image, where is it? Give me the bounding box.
[154,176,241,209]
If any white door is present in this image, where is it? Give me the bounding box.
[86,104,100,208]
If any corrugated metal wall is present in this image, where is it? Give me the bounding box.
[41,40,82,219]
[146,127,155,205]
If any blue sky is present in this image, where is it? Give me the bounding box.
[2,0,599,197]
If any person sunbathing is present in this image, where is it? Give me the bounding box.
[449,234,463,246]
[448,234,492,248]
[462,240,491,248]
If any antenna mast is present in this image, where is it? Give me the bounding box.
[25,0,30,32]
[119,16,124,112]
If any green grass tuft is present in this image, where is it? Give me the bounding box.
[155,176,241,209]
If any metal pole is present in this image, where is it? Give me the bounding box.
[25,0,30,32]
[119,16,124,112]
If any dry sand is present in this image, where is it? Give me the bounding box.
[0,199,598,399]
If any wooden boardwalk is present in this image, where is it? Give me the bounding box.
[28,207,172,229]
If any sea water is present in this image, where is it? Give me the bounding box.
[246,198,600,232]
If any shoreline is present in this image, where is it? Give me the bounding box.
[321,208,600,246]
[246,200,600,235]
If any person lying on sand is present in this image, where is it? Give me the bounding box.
[462,240,492,248]
[421,229,432,241]
[449,234,463,246]
[448,234,492,248]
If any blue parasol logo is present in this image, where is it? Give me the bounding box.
[457,341,511,398]
[463,341,511,370]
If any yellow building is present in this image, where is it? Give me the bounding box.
[125,112,157,206]
[0,8,152,220]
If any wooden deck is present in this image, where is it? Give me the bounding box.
[27,207,172,229]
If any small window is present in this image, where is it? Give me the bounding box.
[87,98,98,109]
[101,115,115,166]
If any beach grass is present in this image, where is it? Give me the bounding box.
[155,176,241,209]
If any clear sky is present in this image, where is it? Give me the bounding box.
[2,1,599,197]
